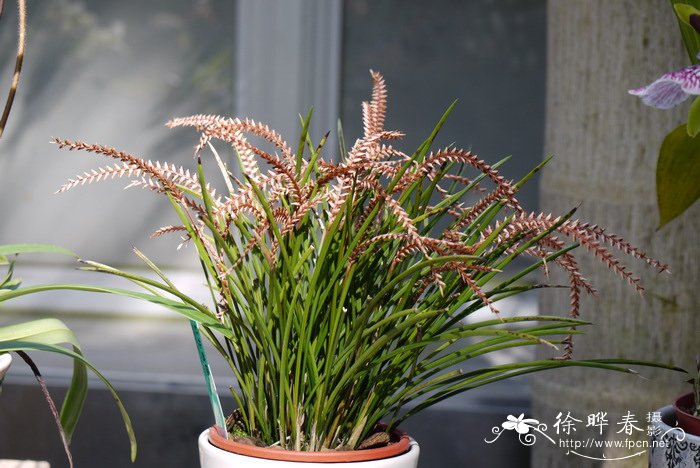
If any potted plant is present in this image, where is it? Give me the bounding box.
[649,357,700,467]
[0,244,136,467]
[46,72,680,466]
[674,357,700,435]
[627,1,700,227]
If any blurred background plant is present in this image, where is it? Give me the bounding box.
[0,0,26,139]
[0,2,135,466]
[0,245,135,466]
[628,1,700,227]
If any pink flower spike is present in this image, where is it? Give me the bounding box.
[629,63,700,109]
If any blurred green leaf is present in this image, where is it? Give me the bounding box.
[0,252,136,461]
[671,0,700,62]
[674,3,700,26]
[0,319,86,442]
[688,96,700,136]
[0,279,20,291]
[0,341,136,461]
[0,318,80,346]
[657,124,700,226]
[0,244,77,257]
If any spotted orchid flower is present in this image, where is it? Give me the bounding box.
[629,60,700,109]
[501,413,539,435]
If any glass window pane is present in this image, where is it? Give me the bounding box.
[0,0,236,268]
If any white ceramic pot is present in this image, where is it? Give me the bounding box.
[649,405,700,468]
[198,429,420,468]
[0,353,12,387]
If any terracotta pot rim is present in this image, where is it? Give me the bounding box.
[673,391,700,436]
[207,425,412,463]
[672,391,698,416]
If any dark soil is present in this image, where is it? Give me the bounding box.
[224,410,396,451]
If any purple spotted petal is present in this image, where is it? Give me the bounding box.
[629,63,700,109]
[629,80,691,109]
[672,64,700,94]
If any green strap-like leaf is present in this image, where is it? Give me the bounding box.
[0,319,86,441]
[0,284,230,337]
[60,345,88,443]
[0,318,80,345]
[0,244,77,257]
[0,342,137,461]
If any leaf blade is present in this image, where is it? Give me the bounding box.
[657,124,700,226]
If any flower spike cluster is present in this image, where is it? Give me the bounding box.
[54,71,668,450]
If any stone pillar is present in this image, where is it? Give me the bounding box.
[532,1,700,466]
